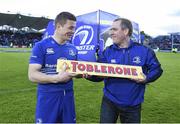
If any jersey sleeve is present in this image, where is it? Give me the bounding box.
[29,43,44,65]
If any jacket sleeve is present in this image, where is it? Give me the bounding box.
[145,49,163,83]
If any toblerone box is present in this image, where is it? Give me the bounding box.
[56,59,144,79]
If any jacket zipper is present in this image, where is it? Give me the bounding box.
[128,50,130,65]
[123,49,125,64]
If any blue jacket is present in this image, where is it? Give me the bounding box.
[91,40,163,106]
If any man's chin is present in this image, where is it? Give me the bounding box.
[113,41,118,44]
[64,35,72,40]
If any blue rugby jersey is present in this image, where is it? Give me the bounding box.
[97,40,163,106]
[29,37,78,92]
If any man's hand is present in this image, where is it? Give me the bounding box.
[131,73,147,83]
[54,71,75,83]
[54,62,77,83]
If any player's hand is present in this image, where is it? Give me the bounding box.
[131,72,147,83]
[58,71,74,82]
[73,74,83,78]
[54,62,74,83]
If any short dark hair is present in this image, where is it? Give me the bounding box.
[114,18,133,36]
[54,12,76,28]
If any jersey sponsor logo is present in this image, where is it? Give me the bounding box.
[45,64,57,68]
[72,25,95,54]
[133,56,141,64]
[46,48,54,54]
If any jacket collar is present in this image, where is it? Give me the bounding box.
[112,39,134,49]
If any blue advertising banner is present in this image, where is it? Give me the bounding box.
[99,10,119,53]
[72,21,98,61]
[43,21,54,39]
[43,10,140,62]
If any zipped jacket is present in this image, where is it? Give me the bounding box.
[93,40,163,106]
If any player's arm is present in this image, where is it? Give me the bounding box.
[28,64,75,84]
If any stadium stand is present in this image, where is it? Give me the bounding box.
[148,34,180,51]
[0,12,180,52]
[0,30,42,48]
[140,31,180,52]
[0,12,52,48]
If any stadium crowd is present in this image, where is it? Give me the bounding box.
[0,30,42,48]
[148,35,180,51]
[0,29,180,52]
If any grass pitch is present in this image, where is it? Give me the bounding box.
[0,51,180,123]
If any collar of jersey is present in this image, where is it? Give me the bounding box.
[50,37,68,46]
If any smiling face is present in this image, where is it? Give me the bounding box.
[56,20,76,41]
[109,20,129,45]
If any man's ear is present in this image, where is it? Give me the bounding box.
[56,23,63,29]
[124,28,129,36]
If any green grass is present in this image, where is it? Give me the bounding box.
[142,52,180,123]
[0,52,180,123]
